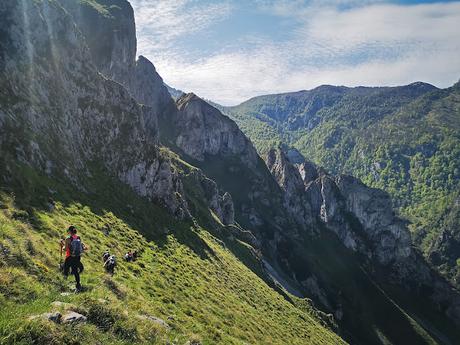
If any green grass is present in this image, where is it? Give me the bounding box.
[0,166,344,345]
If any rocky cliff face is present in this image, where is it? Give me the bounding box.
[267,148,460,326]
[59,0,174,139]
[58,0,137,86]
[171,93,258,166]
[4,0,460,343]
[196,171,235,225]
[266,149,314,232]
[0,0,188,217]
[1,0,238,224]
[267,148,411,265]
[334,174,412,264]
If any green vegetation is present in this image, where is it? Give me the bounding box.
[78,0,112,16]
[0,164,344,345]
[167,145,460,345]
[223,82,460,281]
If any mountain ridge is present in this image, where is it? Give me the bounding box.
[221,77,460,291]
[1,0,460,344]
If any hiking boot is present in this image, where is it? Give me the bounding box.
[75,284,83,293]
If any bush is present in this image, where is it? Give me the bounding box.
[112,319,139,341]
[86,303,118,331]
[1,320,58,345]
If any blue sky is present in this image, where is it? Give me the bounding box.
[130,0,460,105]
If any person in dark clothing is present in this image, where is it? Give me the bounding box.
[124,251,133,262]
[102,250,110,263]
[104,255,117,275]
[61,226,85,292]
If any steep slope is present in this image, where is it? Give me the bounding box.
[2,1,460,344]
[265,148,460,344]
[0,166,343,344]
[0,1,344,344]
[428,191,460,286]
[222,82,460,287]
[159,91,460,343]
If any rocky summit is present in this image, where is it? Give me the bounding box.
[0,1,460,345]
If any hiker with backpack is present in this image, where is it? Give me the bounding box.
[102,250,110,263]
[124,251,133,262]
[104,254,117,275]
[60,225,85,292]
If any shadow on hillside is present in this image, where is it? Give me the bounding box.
[3,165,215,262]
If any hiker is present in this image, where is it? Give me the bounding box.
[102,250,110,263]
[132,250,138,261]
[124,251,133,262]
[61,226,85,292]
[104,255,117,275]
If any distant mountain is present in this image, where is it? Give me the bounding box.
[2,1,460,344]
[222,81,460,286]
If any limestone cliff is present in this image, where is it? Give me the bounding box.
[172,93,258,166]
[0,0,188,217]
[266,148,460,326]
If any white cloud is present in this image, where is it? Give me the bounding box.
[131,0,460,105]
[131,0,233,50]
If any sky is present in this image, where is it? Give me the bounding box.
[130,0,460,105]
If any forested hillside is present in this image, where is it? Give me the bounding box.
[2,0,460,344]
[223,82,460,286]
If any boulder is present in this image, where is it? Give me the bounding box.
[61,312,87,324]
[29,312,61,323]
[136,314,170,329]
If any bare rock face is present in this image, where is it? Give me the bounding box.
[173,94,258,166]
[266,148,460,326]
[132,56,173,113]
[58,1,174,142]
[266,149,314,232]
[298,161,319,185]
[120,159,189,219]
[0,0,188,218]
[335,175,412,264]
[58,0,137,87]
[305,174,364,252]
[193,170,235,225]
[266,148,412,265]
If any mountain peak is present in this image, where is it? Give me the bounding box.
[405,81,438,91]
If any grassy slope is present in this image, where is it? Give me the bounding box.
[167,150,459,345]
[0,164,344,345]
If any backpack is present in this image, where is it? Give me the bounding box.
[70,236,83,257]
[109,256,116,266]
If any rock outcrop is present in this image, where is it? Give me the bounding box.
[0,0,188,217]
[267,148,412,265]
[172,93,258,166]
[334,174,412,264]
[197,172,235,225]
[266,149,314,232]
[266,148,460,326]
